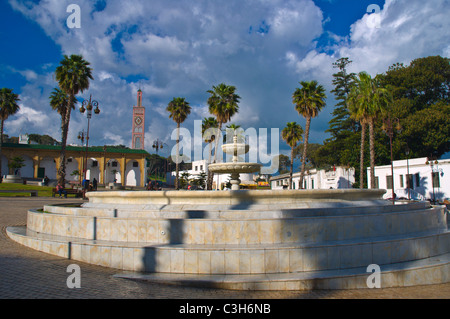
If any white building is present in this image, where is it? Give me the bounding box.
[166,159,258,189]
[368,157,450,202]
[270,166,355,190]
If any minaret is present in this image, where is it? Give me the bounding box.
[131,89,145,149]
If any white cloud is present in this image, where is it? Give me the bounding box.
[103,132,125,146]
[6,105,54,136]
[6,0,450,158]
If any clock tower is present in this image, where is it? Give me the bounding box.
[131,89,145,150]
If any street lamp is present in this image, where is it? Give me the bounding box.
[80,95,100,197]
[426,155,442,205]
[77,129,86,184]
[152,139,166,154]
[382,116,401,204]
[405,147,410,200]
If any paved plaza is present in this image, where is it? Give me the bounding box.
[0,197,449,299]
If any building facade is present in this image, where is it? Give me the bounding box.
[1,143,149,187]
[270,166,355,190]
[131,89,146,150]
[368,157,450,202]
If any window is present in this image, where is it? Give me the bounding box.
[374,176,379,189]
[399,175,404,188]
[432,172,440,188]
[311,179,314,189]
[386,175,393,189]
[133,161,138,168]
[112,161,118,167]
[195,166,198,171]
[406,174,413,188]
[200,165,203,171]
[415,173,420,187]
[92,160,98,167]
[135,137,141,149]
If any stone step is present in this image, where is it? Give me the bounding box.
[113,253,450,290]
[6,225,449,276]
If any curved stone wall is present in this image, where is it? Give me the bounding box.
[6,189,450,290]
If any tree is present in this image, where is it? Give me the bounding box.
[28,134,60,146]
[167,97,191,189]
[201,117,218,190]
[276,154,291,175]
[55,55,93,187]
[281,122,303,189]
[328,57,357,138]
[380,55,450,160]
[179,171,191,189]
[0,88,20,180]
[207,83,241,164]
[401,102,450,158]
[319,57,359,169]
[50,87,74,154]
[8,156,25,175]
[292,80,327,189]
[193,171,207,189]
[207,83,240,190]
[383,56,450,110]
[224,123,243,143]
[348,72,390,189]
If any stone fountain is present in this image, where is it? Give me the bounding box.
[5,135,449,290]
[208,134,262,190]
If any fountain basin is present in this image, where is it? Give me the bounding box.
[208,162,262,175]
[6,188,450,290]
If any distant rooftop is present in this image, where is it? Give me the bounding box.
[2,142,150,155]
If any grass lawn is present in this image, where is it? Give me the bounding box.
[0,183,54,197]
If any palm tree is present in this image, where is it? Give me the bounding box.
[292,80,327,189]
[55,54,93,186]
[281,122,303,189]
[202,117,218,190]
[167,97,191,189]
[207,83,241,165]
[0,88,20,179]
[50,87,76,143]
[347,72,390,189]
[225,123,243,143]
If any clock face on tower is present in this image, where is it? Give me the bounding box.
[135,116,142,126]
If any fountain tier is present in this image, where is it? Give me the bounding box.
[208,135,261,190]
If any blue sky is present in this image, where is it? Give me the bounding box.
[0,0,448,163]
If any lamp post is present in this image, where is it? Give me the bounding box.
[79,95,100,197]
[405,147,410,200]
[77,129,86,185]
[382,116,400,204]
[426,155,441,205]
[152,139,166,154]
